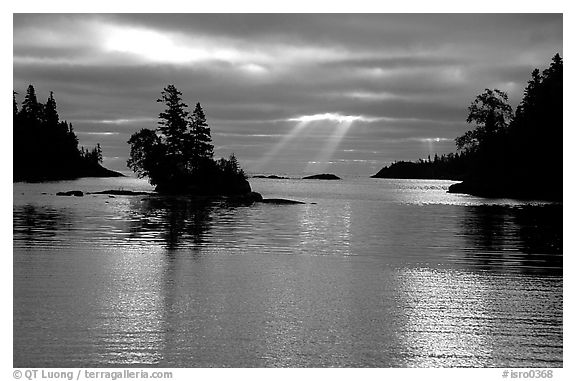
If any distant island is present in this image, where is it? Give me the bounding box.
[127,85,259,200]
[13,85,123,182]
[371,153,471,181]
[372,54,562,201]
[252,175,290,179]
[303,173,341,180]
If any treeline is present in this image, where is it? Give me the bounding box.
[449,53,562,200]
[127,85,251,195]
[374,54,563,201]
[371,152,472,180]
[13,85,121,181]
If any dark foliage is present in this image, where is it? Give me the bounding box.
[374,54,562,201]
[455,89,513,153]
[13,85,121,181]
[127,85,249,195]
[449,54,563,200]
[372,152,473,180]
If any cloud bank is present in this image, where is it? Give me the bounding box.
[13,14,562,175]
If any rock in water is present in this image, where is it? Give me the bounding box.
[56,190,84,197]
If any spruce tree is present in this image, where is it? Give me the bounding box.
[20,84,43,125]
[190,102,214,163]
[44,91,59,128]
[13,87,108,181]
[128,85,249,194]
[157,85,189,158]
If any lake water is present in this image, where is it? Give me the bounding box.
[13,177,563,367]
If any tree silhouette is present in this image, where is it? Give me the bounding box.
[127,128,165,184]
[456,89,512,153]
[157,84,189,158]
[13,85,118,181]
[375,53,562,201]
[448,54,563,200]
[20,85,43,126]
[43,91,59,127]
[127,84,249,195]
[505,53,562,199]
[189,102,214,168]
[372,151,472,180]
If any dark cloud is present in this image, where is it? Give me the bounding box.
[13,14,562,176]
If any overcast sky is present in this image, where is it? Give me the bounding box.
[13,14,562,176]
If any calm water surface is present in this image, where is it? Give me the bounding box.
[13,177,562,367]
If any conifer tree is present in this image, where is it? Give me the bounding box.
[449,54,562,199]
[13,87,107,181]
[157,85,189,158]
[189,102,214,166]
[128,85,248,193]
[44,91,59,128]
[20,85,43,125]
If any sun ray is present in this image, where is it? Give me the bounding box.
[252,121,309,171]
[305,120,354,173]
[253,113,363,173]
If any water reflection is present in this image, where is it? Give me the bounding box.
[299,201,352,256]
[13,204,71,245]
[459,205,562,275]
[13,179,563,367]
[399,268,493,367]
[397,267,562,367]
[127,196,214,251]
[88,244,167,366]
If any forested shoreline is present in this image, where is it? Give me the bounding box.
[13,85,122,182]
[373,54,562,201]
[371,152,472,181]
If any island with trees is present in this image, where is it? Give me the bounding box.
[373,54,562,201]
[371,152,472,181]
[13,85,123,182]
[127,85,260,200]
[302,174,341,180]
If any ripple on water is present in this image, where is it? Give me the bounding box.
[13,177,562,367]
